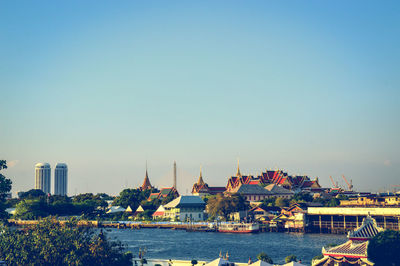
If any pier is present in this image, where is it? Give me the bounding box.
[307,207,400,234]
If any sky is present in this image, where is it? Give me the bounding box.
[0,1,399,196]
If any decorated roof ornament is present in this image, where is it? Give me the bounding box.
[348,215,384,240]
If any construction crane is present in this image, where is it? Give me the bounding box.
[329,176,337,188]
[342,175,353,191]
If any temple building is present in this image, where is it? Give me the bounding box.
[140,165,154,191]
[191,167,226,196]
[312,215,383,266]
[148,187,179,201]
[226,164,321,193]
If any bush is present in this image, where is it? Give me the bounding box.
[368,230,400,266]
[257,252,273,264]
[285,254,297,263]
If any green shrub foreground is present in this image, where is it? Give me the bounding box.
[0,218,132,266]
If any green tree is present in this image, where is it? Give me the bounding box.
[327,198,340,207]
[367,230,400,266]
[257,252,273,264]
[0,160,12,220]
[293,192,313,203]
[18,189,46,200]
[191,259,198,266]
[285,254,297,263]
[0,217,132,265]
[275,197,289,207]
[207,194,249,220]
[113,189,151,210]
[15,199,49,219]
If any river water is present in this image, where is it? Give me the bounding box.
[105,228,347,265]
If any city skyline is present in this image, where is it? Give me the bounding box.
[1,1,399,195]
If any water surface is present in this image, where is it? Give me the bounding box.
[106,228,347,265]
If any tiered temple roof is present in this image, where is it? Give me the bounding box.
[191,167,226,195]
[140,164,154,191]
[314,216,383,266]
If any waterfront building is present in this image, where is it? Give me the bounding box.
[312,216,383,266]
[106,206,126,214]
[54,163,68,196]
[163,195,205,221]
[227,184,273,202]
[152,205,165,220]
[35,163,51,194]
[340,195,400,207]
[148,187,179,201]
[191,167,226,196]
[307,207,400,233]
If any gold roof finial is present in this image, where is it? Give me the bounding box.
[236,158,241,177]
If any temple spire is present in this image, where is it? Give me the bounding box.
[141,161,152,190]
[236,158,241,177]
[197,165,205,185]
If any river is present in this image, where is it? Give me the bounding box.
[105,228,347,265]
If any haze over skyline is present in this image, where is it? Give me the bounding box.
[1,1,399,196]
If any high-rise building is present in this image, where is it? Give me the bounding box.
[54,163,68,196]
[35,163,51,194]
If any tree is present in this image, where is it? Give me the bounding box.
[367,230,400,266]
[206,194,249,220]
[285,254,297,263]
[293,192,313,203]
[257,252,273,264]
[0,160,12,220]
[18,189,46,200]
[113,189,151,210]
[275,197,289,207]
[0,217,132,265]
[191,259,198,266]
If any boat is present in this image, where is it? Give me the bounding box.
[217,222,259,233]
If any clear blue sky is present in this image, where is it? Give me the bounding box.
[1,1,399,196]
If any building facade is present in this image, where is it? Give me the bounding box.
[54,163,68,196]
[163,196,206,221]
[35,163,51,194]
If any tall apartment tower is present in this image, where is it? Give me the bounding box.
[35,163,51,194]
[54,163,68,196]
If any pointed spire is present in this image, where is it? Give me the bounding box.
[236,158,241,177]
[197,165,205,185]
[141,161,152,190]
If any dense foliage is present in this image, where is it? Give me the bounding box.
[14,192,109,220]
[257,252,273,264]
[113,188,153,210]
[285,254,297,263]
[0,160,12,220]
[206,194,248,220]
[367,230,400,266]
[0,218,132,265]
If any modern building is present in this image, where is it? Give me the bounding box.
[35,163,51,194]
[54,163,68,196]
[163,195,206,221]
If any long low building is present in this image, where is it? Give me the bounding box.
[307,207,400,233]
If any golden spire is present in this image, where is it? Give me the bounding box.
[236,158,241,177]
[197,165,205,185]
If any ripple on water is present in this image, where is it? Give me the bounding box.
[104,228,347,265]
